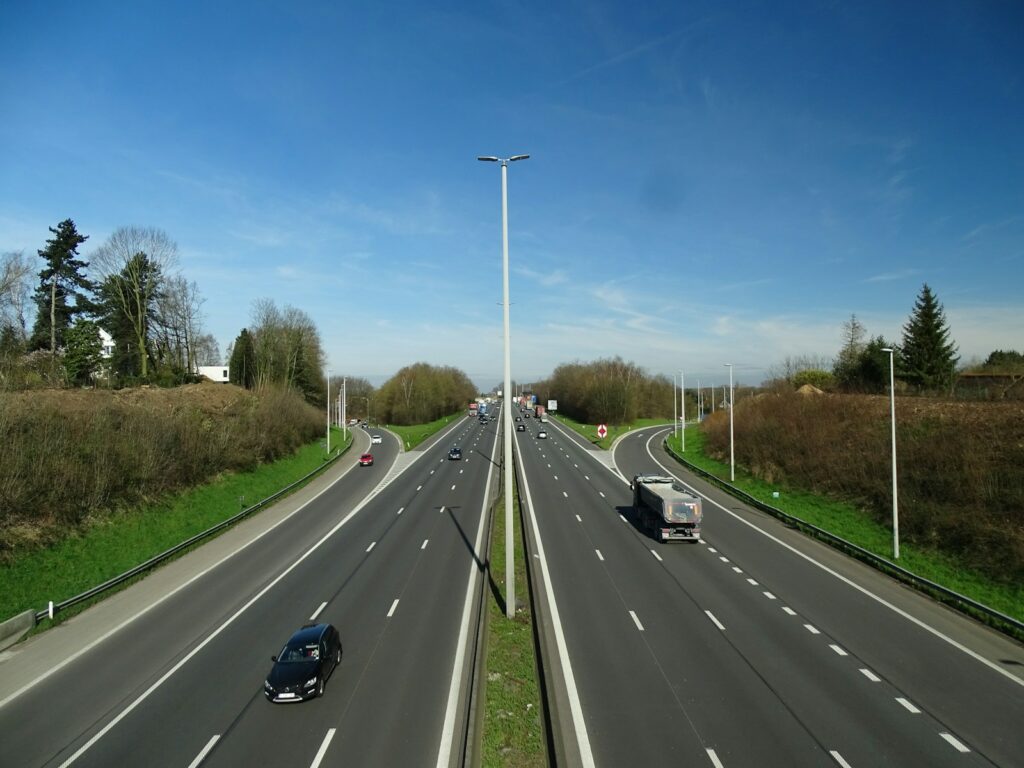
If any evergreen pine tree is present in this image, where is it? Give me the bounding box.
[229,328,256,388]
[29,219,93,356]
[901,283,959,391]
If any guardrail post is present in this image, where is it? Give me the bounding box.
[48,601,54,620]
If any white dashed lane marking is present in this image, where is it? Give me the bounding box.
[629,611,644,631]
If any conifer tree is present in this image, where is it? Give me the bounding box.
[229,328,256,388]
[29,219,93,358]
[901,283,959,391]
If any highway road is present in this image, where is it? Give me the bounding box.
[0,416,497,768]
[517,415,1024,767]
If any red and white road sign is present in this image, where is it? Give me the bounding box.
[596,423,608,439]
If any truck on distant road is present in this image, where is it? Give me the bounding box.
[630,474,702,542]
[535,404,547,422]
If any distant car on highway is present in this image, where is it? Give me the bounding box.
[448,446,462,460]
[359,453,374,466]
[371,434,382,444]
[516,424,525,432]
[537,430,548,439]
[264,623,342,703]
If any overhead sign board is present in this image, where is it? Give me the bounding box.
[548,400,558,412]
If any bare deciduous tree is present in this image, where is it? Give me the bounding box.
[92,227,179,378]
[0,250,32,340]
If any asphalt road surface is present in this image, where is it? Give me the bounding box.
[0,417,497,768]
[517,417,1024,767]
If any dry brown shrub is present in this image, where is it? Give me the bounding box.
[0,383,322,559]
[701,393,1024,582]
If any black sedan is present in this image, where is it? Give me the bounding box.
[265,623,342,703]
[448,446,462,460]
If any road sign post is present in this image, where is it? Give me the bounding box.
[597,423,608,439]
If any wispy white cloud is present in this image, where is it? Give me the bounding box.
[865,268,920,283]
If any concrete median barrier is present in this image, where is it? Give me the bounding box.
[0,610,36,651]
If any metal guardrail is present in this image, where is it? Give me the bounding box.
[663,440,1024,643]
[31,445,348,626]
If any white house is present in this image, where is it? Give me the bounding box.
[197,365,230,383]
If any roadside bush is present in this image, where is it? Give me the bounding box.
[701,393,1024,583]
[0,383,322,560]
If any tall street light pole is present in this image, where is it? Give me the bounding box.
[680,369,686,452]
[882,348,900,559]
[326,370,331,454]
[725,363,735,482]
[479,153,529,619]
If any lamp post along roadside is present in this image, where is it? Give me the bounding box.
[882,348,900,559]
[673,374,678,441]
[479,152,529,619]
[342,377,347,441]
[680,369,686,452]
[326,370,331,454]
[725,364,735,482]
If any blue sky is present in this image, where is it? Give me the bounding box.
[2,0,1022,389]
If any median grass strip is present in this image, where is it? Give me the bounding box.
[388,412,462,450]
[482,483,545,767]
[665,427,1024,622]
[1,427,352,625]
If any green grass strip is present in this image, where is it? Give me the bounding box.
[1,427,352,623]
[665,427,1024,623]
[388,412,462,450]
[482,483,546,766]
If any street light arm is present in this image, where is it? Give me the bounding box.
[477,156,499,162]
[509,154,530,162]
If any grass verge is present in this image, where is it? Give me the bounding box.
[666,427,1024,623]
[1,426,352,624]
[481,482,546,766]
[388,412,462,450]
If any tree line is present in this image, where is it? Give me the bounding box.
[530,357,680,426]
[0,219,219,389]
[764,283,996,395]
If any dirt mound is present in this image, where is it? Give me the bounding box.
[796,384,823,395]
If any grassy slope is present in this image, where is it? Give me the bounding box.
[1,427,351,622]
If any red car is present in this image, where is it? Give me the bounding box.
[359,453,374,466]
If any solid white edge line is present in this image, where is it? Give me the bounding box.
[706,748,725,768]
[629,610,644,631]
[309,728,336,768]
[515,424,596,767]
[310,601,328,621]
[860,668,881,682]
[387,599,400,617]
[186,735,220,768]
[896,697,920,713]
[639,427,1024,689]
[434,415,501,768]
[939,732,970,752]
[705,610,726,631]
[829,750,853,768]
[52,453,400,767]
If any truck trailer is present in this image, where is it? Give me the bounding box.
[631,474,702,542]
